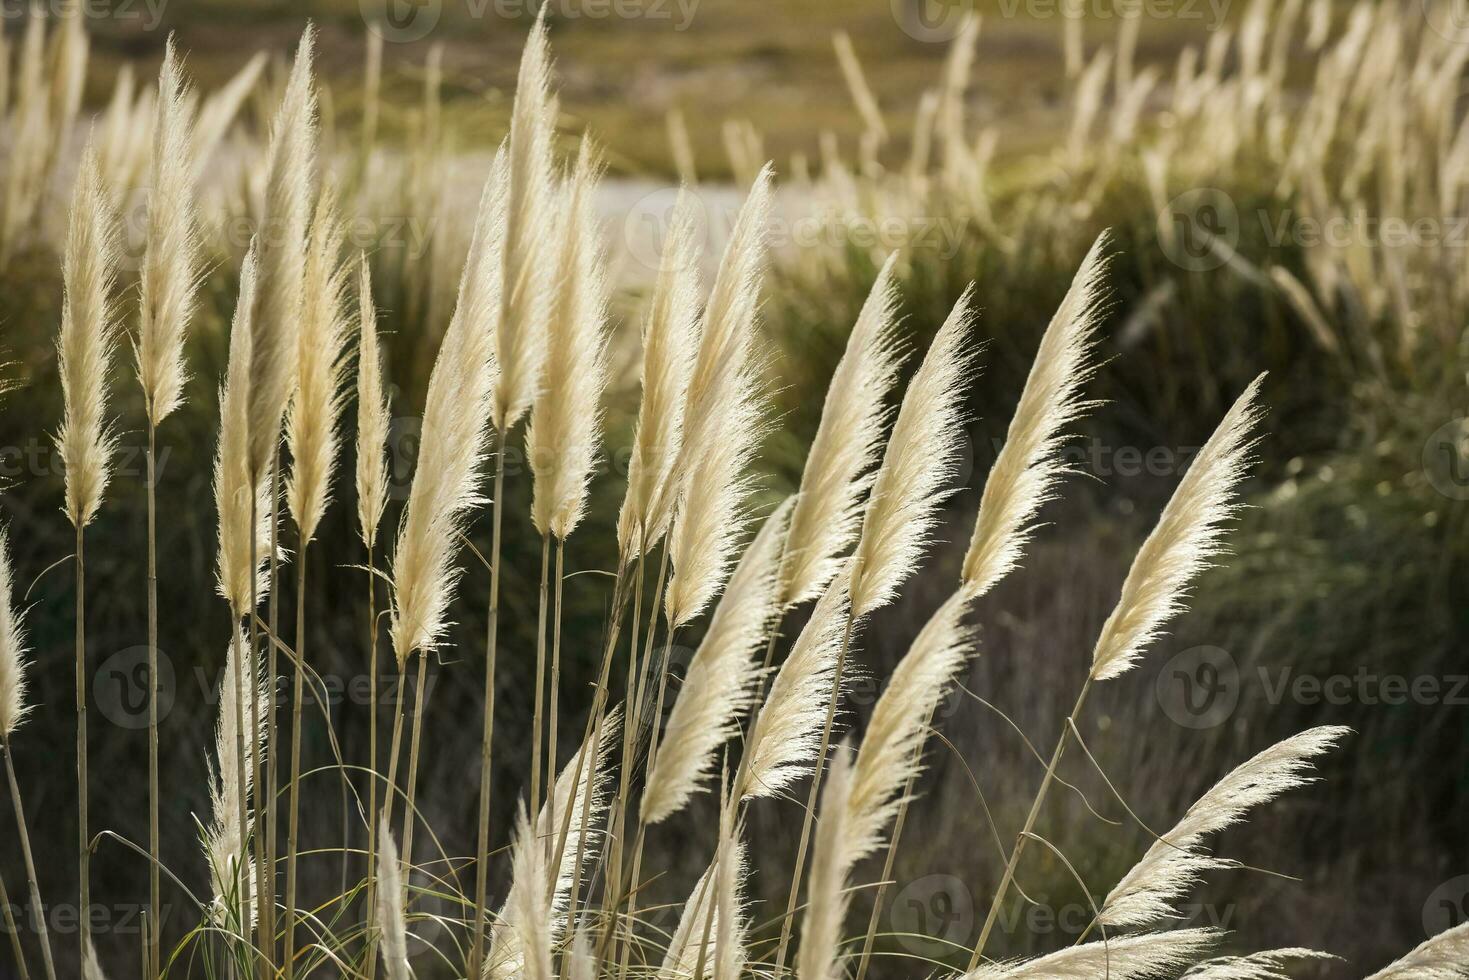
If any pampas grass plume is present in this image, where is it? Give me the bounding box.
[1363,920,1469,979]
[56,139,119,529]
[0,530,30,738]
[355,255,391,549]
[374,816,410,980]
[797,741,855,980]
[962,928,1219,979]
[202,630,262,928]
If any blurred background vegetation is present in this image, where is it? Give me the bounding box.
[0,1,1465,978]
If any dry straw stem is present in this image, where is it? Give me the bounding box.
[736,577,851,802]
[961,232,1108,600]
[1100,726,1350,929]
[0,531,29,739]
[849,287,977,617]
[663,167,774,627]
[643,499,792,824]
[1089,374,1266,681]
[389,154,505,663]
[1363,920,1469,979]
[285,188,350,542]
[527,140,611,540]
[963,928,1220,979]
[374,816,410,980]
[779,253,904,608]
[214,248,272,616]
[56,140,120,529]
[616,189,702,556]
[136,35,202,426]
[494,6,556,430]
[797,742,856,980]
[355,255,391,548]
[483,719,617,980]
[1182,948,1337,980]
[202,630,262,932]
[246,25,316,480]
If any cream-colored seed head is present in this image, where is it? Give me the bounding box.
[355,256,391,550]
[0,530,31,738]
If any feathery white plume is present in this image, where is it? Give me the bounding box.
[1090,375,1265,681]
[214,248,272,615]
[737,578,851,801]
[355,256,391,549]
[0,530,30,738]
[617,190,702,556]
[528,141,611,540]
[797,742,856,980]
[1100,726,1349,929]
[780,254,905,607]
[81,938,107,980]
[963,928,1219,979]
[286,188,350,542]
[136,35,202,426]
[494,7,556,431]
[962,233,1107,599]
[389,155,505,664]
[713,795,748,980]
[1364,921,1469,980]
[1183,948,1336,980]
[56,140,120,529]
[643,500,792,824]
[202,631,263,931]
[849,288,976,617]
[506,808,554,980]
[374,816,410,980]
[246,25,317,479]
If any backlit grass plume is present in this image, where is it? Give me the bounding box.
[246,25,317,479]
[1099,726,1350,929]
[962,928,1220,979]
[355,255,390,549]
[202,630,262,931]
[643,499,792,824]
[214,247,271,614]
[285,188,350,543]
[374,817,410,980]
[389,155,505,662]
[664,167,773,627]
[136,35,201,426]
[527,140,610,540]
[797,741,856,980]
[1090,375,1264,681]
[494,6,556,430]
[55,140,119,529]
[1183,949,1336,980]
[0,530,28,739]
[1364,921,1469,979]
[961,232,1107,599]
[617,189,702,556]
[779,253,904,607]
[849,287,976,617]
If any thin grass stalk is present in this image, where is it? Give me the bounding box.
[145,422,160,979]
[248,493,269,979]
[967,680,1092,969]
[74,524,90,971]
[3,737,57,980]
[0,866,29,980]
[531,533,550,825]
[284,544,309,976]
[399,655,430,915]
[381,667,408,842]
[771,604,857,973]
[543,538,565,859]
[363,545,380,979]
[469,426,509,976]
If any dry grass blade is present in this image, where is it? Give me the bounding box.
[849,287,976,617]
[617,189,702,556]
[1090,375,1265,681]
[1100,726,1348,928]
[246,25,317,479]
[963,928,1220,979]
[528,140,611,540]
[961,232,1108,599]
[55,140,119,529]
[780,253,904,608]
[374,816,410,980]
[136,35,202,426]
[286,187,350,542]
[355,255,391,548]
[644,499,792,824]
[389,153,505,663]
